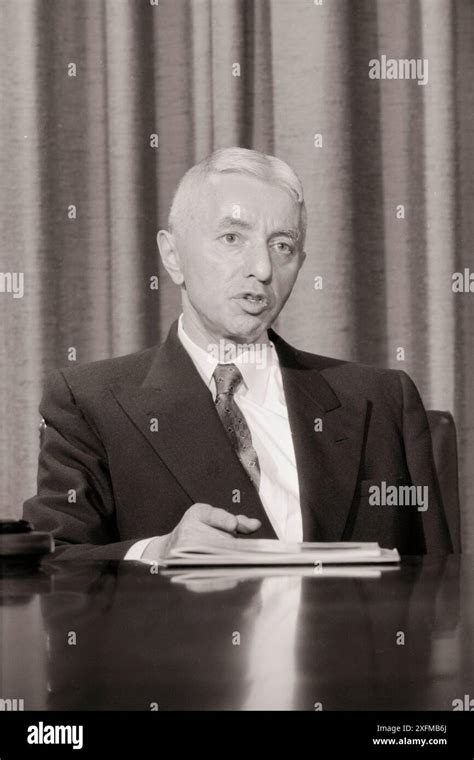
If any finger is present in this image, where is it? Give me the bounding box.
[181,522,236,549]
[196,505,239,534]
[235,515,262,534]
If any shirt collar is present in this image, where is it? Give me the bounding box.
[177,313,277,405]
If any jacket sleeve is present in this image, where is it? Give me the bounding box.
[398,370,454,554]
[23,370,137,560]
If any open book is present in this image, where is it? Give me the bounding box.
[159,537,400,567]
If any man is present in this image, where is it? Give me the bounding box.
[23,147,453,559]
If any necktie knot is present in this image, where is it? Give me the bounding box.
[213,363,243,398]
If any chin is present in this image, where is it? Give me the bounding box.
[224,314,273,343]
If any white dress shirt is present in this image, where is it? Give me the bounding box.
[125,314,302,561]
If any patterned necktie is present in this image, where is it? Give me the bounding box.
[213,363,261,491]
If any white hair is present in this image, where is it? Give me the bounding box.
[168,146,307,248]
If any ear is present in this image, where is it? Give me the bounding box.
[157,229,184,286]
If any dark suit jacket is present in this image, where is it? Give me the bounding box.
[23,319,453,558]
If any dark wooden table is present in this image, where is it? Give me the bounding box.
[1,555,472,711]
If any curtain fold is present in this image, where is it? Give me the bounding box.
[0,0,473,551]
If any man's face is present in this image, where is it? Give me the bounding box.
[172,172,305,344]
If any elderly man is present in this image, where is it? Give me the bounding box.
[23,147,452,559]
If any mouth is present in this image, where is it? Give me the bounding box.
[234,293,270,315]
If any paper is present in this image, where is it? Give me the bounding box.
[160,537,400,567]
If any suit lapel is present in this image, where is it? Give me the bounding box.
[111,319,368,543]
[270,330,368,541]
[110,321,277,538]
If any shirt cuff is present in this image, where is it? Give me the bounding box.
[124,536,162,563]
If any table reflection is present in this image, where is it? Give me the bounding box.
[0,556,465,710]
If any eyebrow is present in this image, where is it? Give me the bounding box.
[215,216,253,231]
[215,216,300,241]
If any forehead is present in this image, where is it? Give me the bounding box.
[196,171,300,230]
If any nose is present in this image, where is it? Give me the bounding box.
[245,240,272,282]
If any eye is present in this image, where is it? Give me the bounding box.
[273,241,293,254]
[221,233,239,245]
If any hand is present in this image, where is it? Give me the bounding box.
[141,503,261,561]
